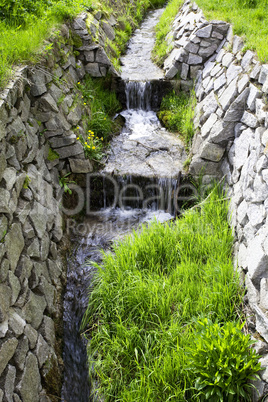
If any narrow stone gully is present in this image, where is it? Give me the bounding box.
[61,8,187,402]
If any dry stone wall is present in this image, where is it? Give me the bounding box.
[0,9,120,402]
[165,1,268,399]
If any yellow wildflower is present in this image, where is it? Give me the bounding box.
[104,117,106,120]
[77,82,80,85]
[101,137,103,141]
[84,102,86,105]
[85,142,87,145]
[76,137,79,140]
[92,146,95,150]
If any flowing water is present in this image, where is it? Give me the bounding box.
[61,8,187,402]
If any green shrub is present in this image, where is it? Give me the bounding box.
[188,318,261,401]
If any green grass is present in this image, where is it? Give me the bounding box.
[0,0,167,89]
[152,0,184,65]
[82,185,260,401]
[158,89,196,149]
[195,0,268,62]
[75,75,122,161]
[153,0,268,64]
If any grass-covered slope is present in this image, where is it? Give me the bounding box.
[82,186,261,401]
[153,0,268,66]
[0,0,166,89]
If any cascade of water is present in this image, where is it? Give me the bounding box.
[125,81,152,111]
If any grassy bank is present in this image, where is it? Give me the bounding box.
[83,186,260,401]
[0,0,166,89]
[153,0,268,65]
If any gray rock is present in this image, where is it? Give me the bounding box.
[9,310,26,336]
[198,43,218,58]
[202,60,215,79]
[195,24,212,38]
[188,53,203,64]
[16,256,33,283]
[258,64,268,84]
[29,201,48,239]
[241,50,254,71]
[226,62,242,85]
[8,272,21,305]
[189,155,221,176]
[202,91,218,118]
[250,62,261,80]
[237,199,248,226]
[17,353,41,401]
[85,63,102,77]
[24,324,38,349]
[47,259,62,286]
[29,70,47,96]
[253,174,268,202]
[27,238,40,258]
[241,111,258,128]
[40,233,50,261]
[247,83,262,112]
[102,21,115,41]
[40,93,59,113]
[22,291,47,329]
[84,51,94,62]
[45,113,71,131]
[69,158,93,173]
[247,237,268,285]
[219,79,238,113]
[165,65,179,79]
[201,113,218,138]
[210,120,234,144]
[0,188,10,214]
[67,105,82,126]
[0,319,8,338]
[49,135,76,149]
[237,74,249,94]
[222,52,233,68]
[56,142,84,159]
[5,223,24,272]
[38,276,56,314]
[247,203,266,227]
[22,220,35,240]
[255,304,268,343]
[200,141,225,161]
[49,83,63,103]
[5,364,16,402]
[0,151,7,182]
[232,35,244,54]
[0,215,7,243]
[184,41,199,53]
[180,63,189,80]
[2,167,16,191]
[36,334,52,368]
[40,316,56,348]
[233,128,252,170]
[214,73,226,91]
[0,338,18,376]
[260,278,268,310]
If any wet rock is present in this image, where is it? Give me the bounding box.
[40,316,56,348]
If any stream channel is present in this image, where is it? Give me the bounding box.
[61,8,187,402]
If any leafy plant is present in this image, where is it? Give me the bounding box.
[23,175,31,189]
[59,172,76,194]
[47,147,59,161]
[76,130,104,161]
[187,318,262,401]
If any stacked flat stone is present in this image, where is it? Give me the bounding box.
[164,0,229,82]
[0,9,120,402]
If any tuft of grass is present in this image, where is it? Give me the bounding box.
[158,89,196,149]
[81,185,259,401]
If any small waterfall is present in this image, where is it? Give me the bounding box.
[125,81,152,111]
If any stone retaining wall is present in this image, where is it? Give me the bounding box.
[0,9,122,402]
[165,1,268,399]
